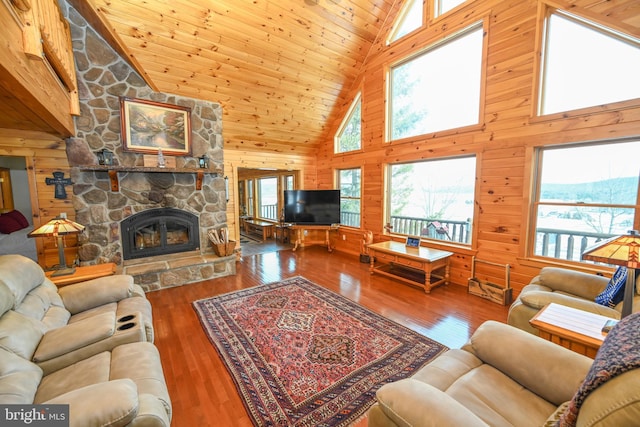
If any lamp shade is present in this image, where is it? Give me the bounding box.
[28,214,85,238]
[581,230,640,268]
[28,213,84,276]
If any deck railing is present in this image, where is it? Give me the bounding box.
[332,212,473,243]
[341,211,360,228]
[535,228,613,262]
[389,216,471,244]
[260,204,278,221]
[265,208,612,261]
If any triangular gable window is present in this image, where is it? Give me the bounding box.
[387,0,423,44]
[335,93,362,153]
[539,10,640,116]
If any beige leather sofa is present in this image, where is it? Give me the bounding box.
[508,267,640,335]
[0,254,171,426]
[368,320,640,427]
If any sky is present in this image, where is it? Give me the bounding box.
[541,140,640,184]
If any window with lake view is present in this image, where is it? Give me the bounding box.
[387,156,476,244]
[531,139,640,263]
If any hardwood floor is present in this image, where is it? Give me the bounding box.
[146,247,510,426]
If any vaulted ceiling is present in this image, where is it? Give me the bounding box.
[69,0,397,154]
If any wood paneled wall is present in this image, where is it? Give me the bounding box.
[0,130,76,268]
[315,0,640,293]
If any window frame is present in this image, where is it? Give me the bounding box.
[531,5,640,123]
[257,176,278,221]
[385,20,488,144]
[336,167,362,229]
[334,92,363,154]
[384,155,478,247]
[433,0,467,20]
[386,0,425,45]
[525,138,640,266]
[246,179,254,217]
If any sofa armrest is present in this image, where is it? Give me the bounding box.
[44,379,138,426]
[375,379,489,427]
[58,275,136,314]
[537,267,609,300]
[519,291,620,318]
[462,321,592,406]
[33,312,115,363]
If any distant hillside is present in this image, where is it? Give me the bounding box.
[541,177,637,203]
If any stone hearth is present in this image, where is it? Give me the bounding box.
[122,251,236,292]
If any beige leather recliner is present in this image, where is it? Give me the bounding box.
[0,342,172,426]
[0,254,154,374]
[507,267,640,335]
[0,254,171,426]
[367,319,640,427]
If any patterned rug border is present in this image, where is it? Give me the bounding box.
[193,276,448,426]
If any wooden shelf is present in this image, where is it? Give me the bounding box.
[77,165,220,191]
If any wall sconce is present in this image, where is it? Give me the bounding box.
[96,148,114,166]
[224,176,229,202]
[198,154,209,169]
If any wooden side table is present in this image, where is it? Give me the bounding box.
[274,224,291,243]
[529,303,612,358]
[46,263,117,287]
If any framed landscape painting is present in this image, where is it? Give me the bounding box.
[120,97,192,156]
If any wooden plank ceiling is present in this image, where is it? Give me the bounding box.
[70,0,396,154]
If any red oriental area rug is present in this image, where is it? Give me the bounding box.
[193,276,448,426]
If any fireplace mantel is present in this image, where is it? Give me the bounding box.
[77,165,221,191]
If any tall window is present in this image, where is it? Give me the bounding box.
[388,22,484,141]
[539,10,640,116]
[387,0,423,44]
[337,168,361,227]
[387,156,476,244]
[530,139,640,263]
[335,93,362,153]
[284,175,294,191]
[246,179,254,217]
[258,177,278,220]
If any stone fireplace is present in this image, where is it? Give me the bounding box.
[121,208,200,260]
[61,2,236,292]
[69,167,235,292]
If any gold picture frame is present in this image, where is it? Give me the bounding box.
[120,97,192,156]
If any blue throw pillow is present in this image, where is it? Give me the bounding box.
[594,266,627,308]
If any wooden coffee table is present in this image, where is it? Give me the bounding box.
[529,303,612,358]
[367,241,453,293]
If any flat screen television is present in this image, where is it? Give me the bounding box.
[284,190,340,225]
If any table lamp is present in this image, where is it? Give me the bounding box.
[28,213,85,276]
[581,230,640,318]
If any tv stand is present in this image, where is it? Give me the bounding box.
[290,225,338,252]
